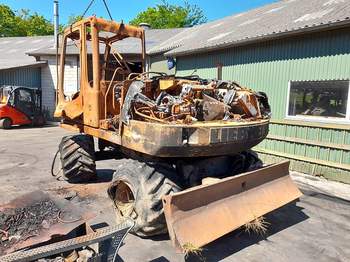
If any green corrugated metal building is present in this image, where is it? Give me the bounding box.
[148,0,350,183]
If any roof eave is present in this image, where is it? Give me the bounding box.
[165,20,350,57]
[0,61,47,71]
[27,51,145,56]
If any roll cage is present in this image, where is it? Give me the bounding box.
[56,17,146,127]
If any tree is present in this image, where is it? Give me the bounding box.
[0,4,53,37]
[0,4,20,36]
[17,9,54,36]
[129,1,207,29]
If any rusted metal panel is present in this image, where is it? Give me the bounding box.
[163,161,302,252]
[120,119,269,157]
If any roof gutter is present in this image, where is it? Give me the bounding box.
[164,19,350,57]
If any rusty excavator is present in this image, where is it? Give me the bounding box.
[54,17,302,252]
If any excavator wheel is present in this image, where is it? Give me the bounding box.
[58,134,97,183]
[108,159,182,237]
[0,118,12,129]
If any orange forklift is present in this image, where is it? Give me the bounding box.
[0,86,45,129]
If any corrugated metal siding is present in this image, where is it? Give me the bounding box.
[257,121,350,183]
[0,67,41,88]
[173,28,350,182]
[149,54,175,75]
[176,28,350,119]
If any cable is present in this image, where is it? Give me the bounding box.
[81,0,95,18]
[51,149,66,181]
[57,210,82,223]
[51,149,60,177]
[81,0,113,20]
[102,0,113,20]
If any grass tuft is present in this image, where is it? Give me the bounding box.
[244,216,270,236]
[183,242,205,260]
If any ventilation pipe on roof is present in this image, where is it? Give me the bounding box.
[139,23,151,30]
[54,0,59,48]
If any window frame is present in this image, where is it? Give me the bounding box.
[285,79,350,124]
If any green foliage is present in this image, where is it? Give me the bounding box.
[67,14,83,26]
[0,4,20,36]
[0,4,53,37]
[17,9,54,36]
[129,1,207,29]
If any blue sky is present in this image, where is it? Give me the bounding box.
[1,0,277,25]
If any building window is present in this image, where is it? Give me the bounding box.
[287,80,350,122]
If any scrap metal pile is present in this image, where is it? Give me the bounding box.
[0,191,131,262]
[124,77,271,124]
[0,200,60,255]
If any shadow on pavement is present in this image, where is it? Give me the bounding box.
[5,123,58,130]
[149,257,171,262]
[66,169,114,184]
[95,169,114,183]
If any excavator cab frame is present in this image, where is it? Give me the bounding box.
[55,16,145,128]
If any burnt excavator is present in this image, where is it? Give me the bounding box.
[54,16,302,252]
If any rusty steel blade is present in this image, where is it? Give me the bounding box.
[162,161,302,252]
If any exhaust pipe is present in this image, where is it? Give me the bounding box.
[54,0,59,48]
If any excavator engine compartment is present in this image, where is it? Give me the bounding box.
[101,74,273,157]
[119,75,271,126]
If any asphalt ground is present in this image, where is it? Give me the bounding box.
[0,126,349,262]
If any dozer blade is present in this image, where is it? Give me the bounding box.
[162,161,302,252]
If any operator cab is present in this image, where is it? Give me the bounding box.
[56,17,146,127]
[59,17,145,96]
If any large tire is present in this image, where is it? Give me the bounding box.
[0,118,12,129]
[108,159,182,237]
[59,134,97,183]
[241,150,263,171]
[177,151,263,187]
